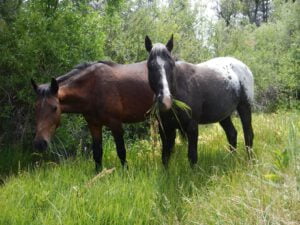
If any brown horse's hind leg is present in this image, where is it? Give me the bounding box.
[219,116,237,152]
[237,102,254,159]
[88,124,103,172]
[110,123,127,168]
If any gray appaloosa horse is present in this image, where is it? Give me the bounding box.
[145,35,254,167]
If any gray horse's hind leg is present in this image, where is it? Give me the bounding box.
[219,116,237,152]
[237,102,254,159]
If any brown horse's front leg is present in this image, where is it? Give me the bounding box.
[88,123,103,172]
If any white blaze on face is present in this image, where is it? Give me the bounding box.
[156,56,172,110]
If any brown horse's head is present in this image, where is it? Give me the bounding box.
[31,78,61,151]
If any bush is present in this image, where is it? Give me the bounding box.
[0,0,105,146]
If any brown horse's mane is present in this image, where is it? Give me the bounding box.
[36,60,118,96]
[97,60,118,67]
[56,60,118,84]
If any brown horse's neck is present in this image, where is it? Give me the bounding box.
[58,85,88,113]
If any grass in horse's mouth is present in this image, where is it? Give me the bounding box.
[146,98,191,135]
[172,99,192,117]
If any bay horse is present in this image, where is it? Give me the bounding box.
[31,61,153,171]
[145,35,254,167]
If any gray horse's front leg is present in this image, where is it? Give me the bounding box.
[186,120,198,167]
[159,124,176,168]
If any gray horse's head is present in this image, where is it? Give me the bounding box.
[145,35,175,111]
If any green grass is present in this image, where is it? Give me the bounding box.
[0,112,299,225]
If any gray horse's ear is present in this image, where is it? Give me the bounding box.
[50,78,59,94]
[166,34,173,52]
[145,35,153,52]
[31,79,38,94]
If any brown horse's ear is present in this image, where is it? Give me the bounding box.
[145,35,153,53]
[166,34,173,52]
[50,78,59,95]
[31,79,38,94]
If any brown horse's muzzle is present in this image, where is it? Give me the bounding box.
[33,138,48,151]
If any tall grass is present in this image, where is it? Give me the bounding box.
[0,112,299,224]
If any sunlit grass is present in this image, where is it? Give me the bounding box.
[0,112,299,224]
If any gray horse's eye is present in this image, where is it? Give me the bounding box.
[149,60,157,67]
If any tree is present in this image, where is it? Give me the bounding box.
[241,0,271,26]
[217,0,242,26]
[0,0,22,23]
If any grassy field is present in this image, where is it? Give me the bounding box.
[0,112,299,225]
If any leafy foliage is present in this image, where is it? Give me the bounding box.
[0,0,106,145]
[210,1,300,111]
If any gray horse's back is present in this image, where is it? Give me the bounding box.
[197,57,254,104]
[175,57,254,123]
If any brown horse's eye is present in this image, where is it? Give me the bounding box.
[52,105,58,112]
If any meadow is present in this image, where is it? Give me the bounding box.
[0,112,299,225]
[0,1,299,224]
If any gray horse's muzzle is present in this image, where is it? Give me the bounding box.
[156,93,172,112]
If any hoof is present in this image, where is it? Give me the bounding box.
[229,145,237,152]
[163,163,169,170]
[95,163,103,173]
[123,163,129,170]
[189,161,197,169]
[246,147,254,160]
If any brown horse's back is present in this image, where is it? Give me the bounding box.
[89,61,153,124]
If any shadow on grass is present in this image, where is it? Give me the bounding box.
[0,143,79,185]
